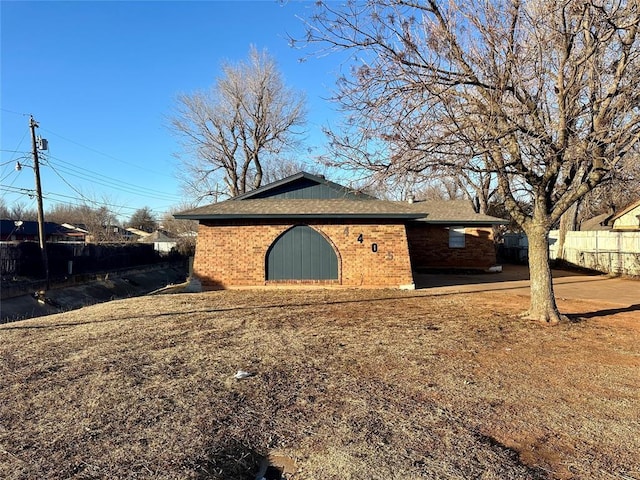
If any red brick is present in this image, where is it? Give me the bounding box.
[193,220,414,288]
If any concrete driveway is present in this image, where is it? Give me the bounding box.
[414,265,639,307]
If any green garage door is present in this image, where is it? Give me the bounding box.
[266,226,338,280]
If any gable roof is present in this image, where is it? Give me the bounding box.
[609,199,640,223]
[138,230,177,243]
[579,212,613,231]
[579,200,640,231]
[0,219,76,239]
[174,172,507,225]
[234,171,375,200]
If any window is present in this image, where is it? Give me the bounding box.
[449,227,465,248]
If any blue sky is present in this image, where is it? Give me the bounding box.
[1,0,348,222]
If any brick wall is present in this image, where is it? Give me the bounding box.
[193,220,414,288]
[406,224,496,270]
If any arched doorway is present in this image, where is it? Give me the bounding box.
[266,225,338,280]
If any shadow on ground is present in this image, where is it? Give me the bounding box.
[413,264,586,289]
[568,304,640,321]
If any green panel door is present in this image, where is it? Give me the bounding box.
[266,226,338,280]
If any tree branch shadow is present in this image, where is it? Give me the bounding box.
[567,303,640,323]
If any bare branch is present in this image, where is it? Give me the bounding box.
[169,46,307,199]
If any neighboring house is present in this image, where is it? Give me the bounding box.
[0,220,77,242]
[85,225,136,243]
[61,223,89,242]
[137,230,177,254]
[579,212,614,231]
[579,200,640,232]
[609,199,640,231]
[126,227,152,239]
[174,172,507,289]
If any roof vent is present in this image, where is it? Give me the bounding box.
[407,192,415,204]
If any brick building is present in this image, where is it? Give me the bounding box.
[175,172,506,289]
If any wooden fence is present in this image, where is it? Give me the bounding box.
[549,230,640,276]
[502,231,640,276]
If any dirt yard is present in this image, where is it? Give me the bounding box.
[0,288,638,479]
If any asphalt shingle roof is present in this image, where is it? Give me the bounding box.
[173,171,507,224]
[174,198,506,224]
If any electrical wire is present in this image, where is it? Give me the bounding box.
[1,183,171,216]
[44,154,181,202]
[0,185,38,212]
[0,108,30,117]
[41,127,171,177]
[1,169,21,184]
[46,160,119,208]
[45,161,175,215]
[3,119,183,217]
[4,148,181,203]
[0,130,30,185]
[0,151,30,158]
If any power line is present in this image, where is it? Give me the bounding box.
[0,108,30,117]
[1,168,21,184]
[3,119,183,216]
[2,183,176,218]
[46,160,114,208]
[0,130,30,183]
[44,161,175,215]
[1,185,35,202]
[1,183,166,215]
[41,127,172,177]
[0,150,30,157]
[5,149,181,202]
[44,154,181,202]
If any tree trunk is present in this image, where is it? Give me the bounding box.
[556,201,579,263]
[524,225,566,325]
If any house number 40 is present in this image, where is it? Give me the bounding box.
[356,233,378,253]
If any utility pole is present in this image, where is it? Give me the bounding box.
[29,115,49,290]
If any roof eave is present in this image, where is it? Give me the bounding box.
[174,213,424,221]
[412,219,509,226]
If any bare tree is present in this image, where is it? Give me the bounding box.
[127,207,158,233]
[44,198,123,243]
[577,150,640,223]
[46,203,90,225]
[261,158,327,184]
[555,148,639,258]
[163,203,199,256]
[81,204,121,243]
[0,200,38,221]
[171,45,307,201]
[302,0,640,324]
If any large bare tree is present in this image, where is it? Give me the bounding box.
[46,199,123,243]
[127,206,158,233]
[171,45,307,200]
[303,0,640,324]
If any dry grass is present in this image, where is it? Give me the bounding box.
[1,288,638,479]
